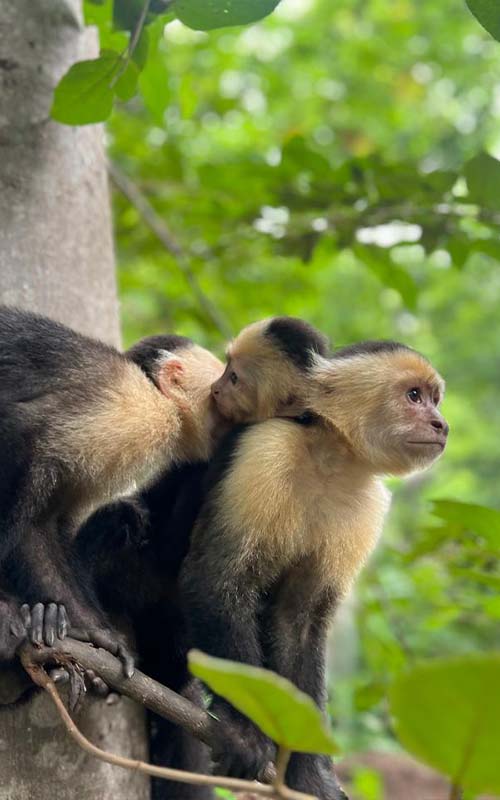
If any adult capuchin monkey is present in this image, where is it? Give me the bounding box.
[75,316,330,799]
[0,307,225,675]
[177,334,448,800]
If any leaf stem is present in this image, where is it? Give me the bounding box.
[110,0,152,88]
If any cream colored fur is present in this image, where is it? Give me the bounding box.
[216,418,391,597]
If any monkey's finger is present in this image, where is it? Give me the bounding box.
[30,603,44,645]
[116,643,135,679]
[50,668,70,685]
[57,605,68,640]
[85,670,109,697]
[20,604,31,630]
[44,603,58,646]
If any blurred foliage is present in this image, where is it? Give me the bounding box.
[90,0,500,771]
[390,654,500,795]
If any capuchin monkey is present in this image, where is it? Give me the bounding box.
[75,316,332,799]
[77,462,213,799]
[0,307,224,674]
[211,316,330,422]
[178,338,448,800]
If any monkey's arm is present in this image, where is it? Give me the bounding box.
[180,525,275,781]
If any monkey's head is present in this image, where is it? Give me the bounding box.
[211,316,330,423]
[127,335,227,460]
[309,341,448,476]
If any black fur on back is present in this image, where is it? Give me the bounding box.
[126,335,193,385]
[333,340,413,360]
[265,317,330,370]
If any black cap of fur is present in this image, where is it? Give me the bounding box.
[333,340,413,360]
[126,335,193,385]
[265,317,330,369]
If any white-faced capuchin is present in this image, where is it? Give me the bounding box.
[211,316,330,422]
[178,335,448,799]
[0,307,224,674]
[75,316,331,800]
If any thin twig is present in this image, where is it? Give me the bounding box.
[111,0,152,88]
[273,747,292,796]
[20,651,315,800]
[108,162,232,339]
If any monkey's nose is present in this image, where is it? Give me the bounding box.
[211,384,220,397]
[431,418,449,436]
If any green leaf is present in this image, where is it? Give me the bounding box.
[354,244,418,310]
[465,152,500,210]
[51,51,123,125]
[188,650,339,754]
[466,0,500,41]
[431,500,500,546]
[390,655,500,794]
[174,0,282,31]
[115,60,140,100]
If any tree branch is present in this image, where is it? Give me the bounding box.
[19,638,276,782]
[20,644,315,800]
[108,162,232,339]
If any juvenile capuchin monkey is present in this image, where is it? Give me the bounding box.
[178,335,448,800]
[211,316,330,422]
[0,307,224,673]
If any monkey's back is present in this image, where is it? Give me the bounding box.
[0,306,122,406]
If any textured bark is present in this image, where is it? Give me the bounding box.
[0,0,120,344]
[0,1,149,798]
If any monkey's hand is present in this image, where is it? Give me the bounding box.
[209,702,275,781]
[0,598,27,661]
[20,602,68,648]
[69,625,135,679]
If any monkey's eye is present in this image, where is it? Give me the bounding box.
[407,387,422,403]
[230,371,238,385]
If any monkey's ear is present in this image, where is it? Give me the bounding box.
[157,354,185,396]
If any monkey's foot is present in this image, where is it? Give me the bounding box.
[69,626,135,679]
[210,714,275,781]
[20,602,68,647]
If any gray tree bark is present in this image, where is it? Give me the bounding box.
[0,1,149,798]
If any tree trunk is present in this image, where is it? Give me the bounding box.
[0,1,149,798]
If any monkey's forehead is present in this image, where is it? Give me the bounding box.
[318,349,445,393]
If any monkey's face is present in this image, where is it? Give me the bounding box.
[310,348,448,476]
[158,345,227,457]
[212,321,310,423]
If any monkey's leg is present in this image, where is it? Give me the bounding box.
[265,569,347,800]
[180,549,275,781]
[150,682,213,800]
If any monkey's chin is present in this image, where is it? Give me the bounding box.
[403,442,445,471]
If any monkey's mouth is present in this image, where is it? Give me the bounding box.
[407,440,446,450]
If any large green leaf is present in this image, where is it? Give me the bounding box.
[466,0,500,41]
[188,650,338,754]
[390,655,500,794]
[51,52,120,124]
[174,0,282,31]
[465,152,500,210]
[431,499,500,546]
